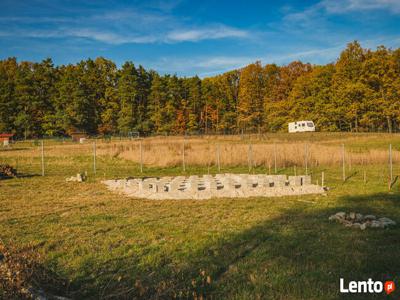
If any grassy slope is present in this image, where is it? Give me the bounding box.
[1,134,399,299]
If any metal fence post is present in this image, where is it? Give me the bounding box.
[182,139,186,172]
[305,143,308,175]
[274,143,277,174]
[41,140,45,176]
[140,140,143,173]
[342,144,346,182]
[93,140,96,176]
[389,144,393,188]
[248,143,253,173]
[217,144,221,172]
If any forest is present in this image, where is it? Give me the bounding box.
[0,41,399,138]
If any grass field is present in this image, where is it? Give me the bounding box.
[1,133,399,299]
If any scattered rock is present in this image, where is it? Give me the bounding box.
[360,223,367,230]
[355,213,363,221]
[343,220,353,227]
[363,215,376,221]
[328,215,339,221]
[370,220,382,228]
[0,164,17,178]
[66,173,86,182]
[378,217,396,227]
[328,212,396,230]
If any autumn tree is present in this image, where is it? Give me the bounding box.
[238,62,265,132]
[1,41,400,137]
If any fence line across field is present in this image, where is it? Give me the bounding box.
[2,138,398,189]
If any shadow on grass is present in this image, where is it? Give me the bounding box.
[17,173,42,178]
[0,174,41,180]
[17,193,400,299]
[341,192,399,205]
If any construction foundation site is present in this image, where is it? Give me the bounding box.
[103,174,325,200]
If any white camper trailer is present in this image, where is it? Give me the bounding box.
[288,121,315,133]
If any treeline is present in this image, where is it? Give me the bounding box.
[0,41,399,138]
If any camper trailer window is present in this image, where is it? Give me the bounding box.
[302,123,305,127]
[307,122,314,127]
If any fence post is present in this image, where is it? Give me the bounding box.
[140,140,143,173]
[322,171,325,187]
[41,140,45,176]
[216,144,221,172]
[389,144,393,189]
[182,139,186,172]
[207,141,211,174]
[248,143,253,173]
[93,140,96,176]
[304,143,308,175]
[274,143,277,174]
[342,144,346,182]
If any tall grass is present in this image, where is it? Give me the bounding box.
[1,134,399,169]
[98,136,399,168]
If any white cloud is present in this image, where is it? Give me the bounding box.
[152,36,400,76]
[0,29,63,39]
[166,25,249,42]
[64,29,158,44]
[320,0,400,14]
[0,7,250,45]
[0,24,249,45]
[150,46,342,76]
[151,55,254,76]
[284,0,400,22]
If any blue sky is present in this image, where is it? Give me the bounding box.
[1,0,400,76]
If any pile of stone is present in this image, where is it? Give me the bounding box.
[103,174,325,200]
[329,212,396,230]
[66,173,86,182]
[0,164,17,178]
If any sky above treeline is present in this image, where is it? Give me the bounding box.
[1,0,400,77]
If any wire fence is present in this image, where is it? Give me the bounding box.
[1,136,399,190]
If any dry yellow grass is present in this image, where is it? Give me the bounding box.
[1,133,400,299]
[114,140,399,168]
[1,133,398,169]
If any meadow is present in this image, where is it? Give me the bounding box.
[0,132,399,299]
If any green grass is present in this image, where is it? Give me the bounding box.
[1,135,400,299]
